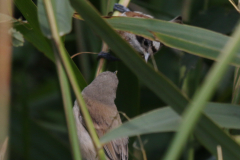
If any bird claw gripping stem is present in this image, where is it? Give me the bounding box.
[97,52,120,61]
[113,3,130,13]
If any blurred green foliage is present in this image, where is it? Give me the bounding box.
[10,0,240,160]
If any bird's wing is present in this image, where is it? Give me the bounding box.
[92,114,128,160]
[103,138,128,160]
[80,97,129,160]
[79,110,128,160]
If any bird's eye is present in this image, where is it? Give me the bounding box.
[144,40,148,46]
[144,39,151,46]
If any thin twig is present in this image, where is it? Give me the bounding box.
[104,110,145,160]
[150,54,158,72]
[229,0,240,13]
[0,137,9,160]
[95,0,131,77]
[230,0,240,104]
[217,145,223,160]
[108,111,121,131]
[71,52,97,59]
[129,149,142,160]
[106,110,147,160]
[119,111,147,160]
[96,42,108,77]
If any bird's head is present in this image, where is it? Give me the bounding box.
[82,71,119,105]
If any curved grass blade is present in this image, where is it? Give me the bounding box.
[41,0,106,159]
[101,103,240,143]
[163,20,240,160]
[55,54,82,160]
[102,107,180,142]
[232,67,240,104]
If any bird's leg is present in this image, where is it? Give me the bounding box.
[97,51,119,61]
[113,3,130,13]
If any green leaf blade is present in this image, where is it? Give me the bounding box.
[107,17,240,67]
[101,103,240,143]
[37,0,74,38]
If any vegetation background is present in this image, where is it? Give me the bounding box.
[5,0,240,160]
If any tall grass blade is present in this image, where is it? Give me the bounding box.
[163,20,240,160]
[41,0,106,159]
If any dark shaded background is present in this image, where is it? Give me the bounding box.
[10,0,240,159]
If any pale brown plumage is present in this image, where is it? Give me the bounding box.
[117,10,182,61]
[73,71,128,160]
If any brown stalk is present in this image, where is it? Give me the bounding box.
[0,0,12,159]
[71,52,97,59]
[229,0,240,13]
[119,111,147,160]
[95,0,130,77]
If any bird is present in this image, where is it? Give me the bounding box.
[114,3,183,62]
[98,4,182,62]
[73,71,128,160]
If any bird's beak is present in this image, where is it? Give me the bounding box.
[114,70,118,75]
[144,53,150,62]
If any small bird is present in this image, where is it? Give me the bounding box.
[73,71,128,160]
[114,3,183,61]
[98,4,182,62]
